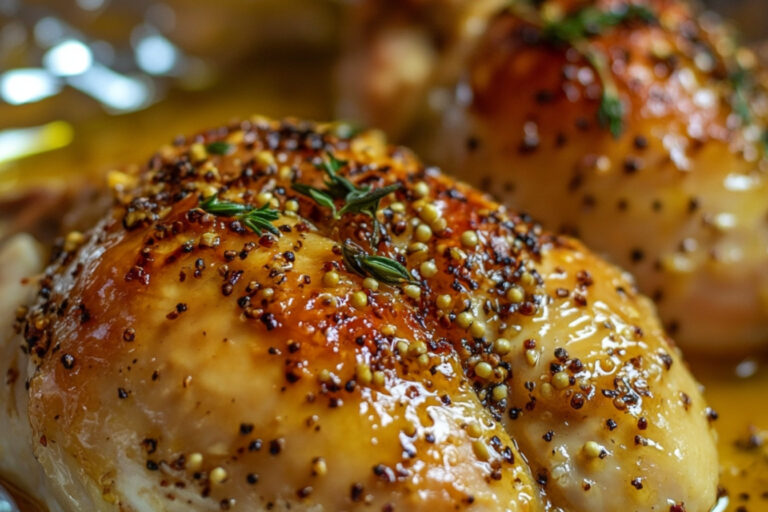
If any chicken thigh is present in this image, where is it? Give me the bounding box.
[340,0,768,356]
[5,117,717,511]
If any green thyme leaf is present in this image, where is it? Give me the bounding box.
[730,68,753,125]
[206,141,234,156]
[581,42,624,138]
[341,241,414,285]
[241,204,280,235]
[292,184,338,218]
[543,5,656,43]
[199,196,280,236]
[295,152,401,245]
[339,183,402,217]
[534,4,656,139]
[319,151,346,176]
[199,195,251,216]
[598,93,624,138]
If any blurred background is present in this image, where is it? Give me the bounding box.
[0,0,343,192]
[0,0,765,196]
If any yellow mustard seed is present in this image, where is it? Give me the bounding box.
[256,192,273,206]
[583,441,603,459]
[187,453,203,471]
[466,422,482,438]
[189,143,207,162]
[506,286,524,303]
[472,440,490,461]
[323,271,340,287]
[351,291,368,308]
[449,247,466,261]
[492,384,508,402]
[356,363,373,385]
[363,277,379,291]
[417,353,430,367]
[390,202,405,213]
[259,287,275,301]
[106,170,134,190]
[414,223,433,242]
[457,311,475,329]
[436,294,452,310]
[461,230,479,248]
[285,199,299,212]
[431,217,447,233]
[372,371,386,387]
[419,204,440,224]
[381,324,396,336]
[256,150,276,167]
[278,165,293,180]
[407,242,429,254]
[408,340,428,357]
[469,321,486,338]
[420,260,438,278]
[474,361,493,379]
[525,349,539,367]
[404,284,421,299]
[414,181,430,198]
[552,371,571,390]
[312,457,327,477]
[520,272,536,287]
[493,338,512,355]
[210,467,228,485]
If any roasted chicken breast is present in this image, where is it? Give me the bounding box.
[340,0,768,356]
[3,118,717,511]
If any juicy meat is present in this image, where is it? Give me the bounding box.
[8,117,717,511]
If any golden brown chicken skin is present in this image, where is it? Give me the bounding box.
[406,0,768,356]
[16,118,717,511]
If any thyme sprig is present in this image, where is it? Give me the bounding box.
[292,152,401,245]
[514,2,657,138]
[206,141,234,155]
[730,66,754,126]
[341,240,415,285]
[199,195,280,236]
[580,43,624,138]
[542,5,656,43]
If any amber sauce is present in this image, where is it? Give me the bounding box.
[0,59,766,512]
[693,357,768,512]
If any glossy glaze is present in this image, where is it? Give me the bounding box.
[6,118,718,511]
[341,0,768,357]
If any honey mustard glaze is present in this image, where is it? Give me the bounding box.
[0,116,730,512]
[4,360,766,512]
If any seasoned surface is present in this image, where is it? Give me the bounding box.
[413,0,768,356]
[17,118,717,511]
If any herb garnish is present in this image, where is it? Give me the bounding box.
[206,141,234,155]
[542,5,655,43]
[730,66,754,125]
[514,2,657,137]
[341,240,415,285]
[292,152,401,245]
[581,45,624,138]
[199,195,280,236]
